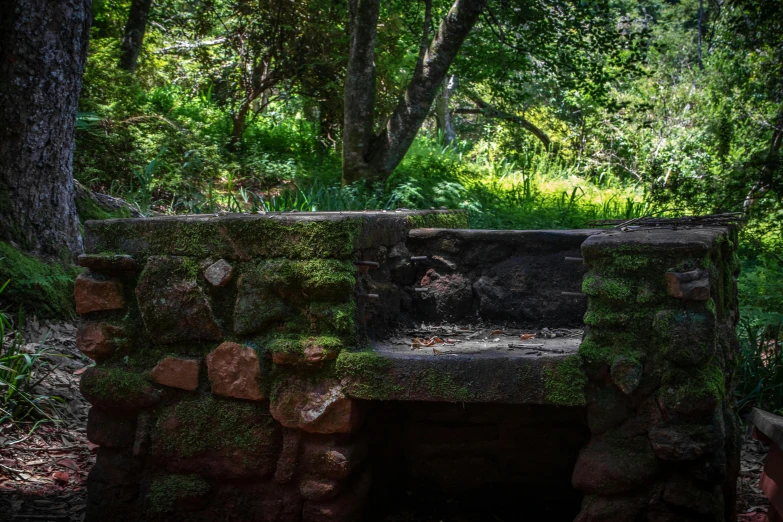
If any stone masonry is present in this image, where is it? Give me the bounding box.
[75,211,740,521]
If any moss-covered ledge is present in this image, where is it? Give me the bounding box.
[336,349,586,406]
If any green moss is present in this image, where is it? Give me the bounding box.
[308,301,355,334]
[148,474,210,514]
[0,242,79,319]
[582,274,635,301]
[87,217,363,259]
[252,258,355,300]
[663,363,726,405]
[334,350,402,399]
[154,396,277,457]
[181,257,200,279]
[268,335,343,355]
[583,300,656,328]
[76,193,131,222]
[423,370,473,402]
[406,211,469,229]
[543,355,587,406]
[81,367,151,398]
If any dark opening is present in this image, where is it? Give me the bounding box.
[363,401,589,521]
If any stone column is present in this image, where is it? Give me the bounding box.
[573,228,741,521]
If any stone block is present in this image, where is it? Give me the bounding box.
[77,321,126,361]
[78,254,136,272]
[75,273,125,314]
[80,367,161,412]
[301,470,370,522]
[665,269,710,301]
[270,378,362,434]
[151,357,200,391]
[203,259,233,287]
[135,256,222,343]
[300,437,367,480]
[87,409,137,448]
[233,275,288,336]
[610,357,642,395]
[572,434,659,495]
[573,495,644,522]
[299,476,340,501]
[206,342,264,401]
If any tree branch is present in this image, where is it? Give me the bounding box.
[457,93,553,151]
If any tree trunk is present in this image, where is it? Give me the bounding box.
[342,0,381,184]
[0,0,91,259]
[342,0,487,184]
[119,0,152,72]
[436,75,457,148]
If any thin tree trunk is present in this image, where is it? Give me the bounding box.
[436,75,457,148]
[697,0,704,71]
[119,0,152,72]
[366,0,487,179]
[342,0,381,184]
[0,0,91,258]
[342,0,486,184]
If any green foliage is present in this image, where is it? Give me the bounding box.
[0,287,66,428]
[736,254,783,415]
[0,242,78,320]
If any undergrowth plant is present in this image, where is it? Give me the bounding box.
[0,279,65,435]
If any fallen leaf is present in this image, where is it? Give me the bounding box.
[87,442,99,452]
[57,459,79,471]
[433,347,443,356]
[445,339,457,345]
[491,329,505,335]
[73,367,88,376]
[52,471,69,483]
[520,333,537,340]
[433,337,444,344]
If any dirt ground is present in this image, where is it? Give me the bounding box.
[0,320,774,522]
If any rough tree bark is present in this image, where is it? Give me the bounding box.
[342,0,487,184]
[119,0,152,72]
[0,0,92,258]
[436,75,457,148]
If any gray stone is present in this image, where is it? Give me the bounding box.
[204,259,233,287]
[665,269,710,300]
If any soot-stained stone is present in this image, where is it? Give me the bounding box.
[206,342,264,400]
[417,270,473,320]
[270,378,363,434]
[204,259,233,287]
[77,321,126,361]
[151,357,200,391]
[656,310,717,367]
[136,256,222,344]
[75,273,125,314]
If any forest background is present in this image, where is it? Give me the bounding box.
[1,0,782,419]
